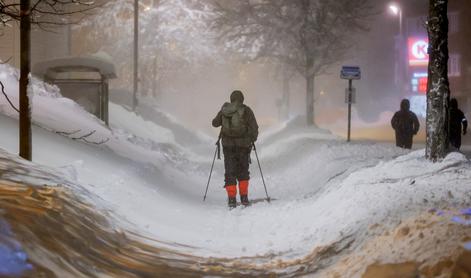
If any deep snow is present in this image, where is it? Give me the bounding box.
[1,63,471,271]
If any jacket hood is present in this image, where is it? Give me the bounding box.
[400,99,410,111]
[230,90,244,104]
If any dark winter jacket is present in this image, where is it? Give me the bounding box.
[391,110,420,135]
[391,99,420,149]
[212,92,259,148]
[449,98,467,149]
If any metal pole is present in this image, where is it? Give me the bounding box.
[133,0,139,111]
[152,56,157,98]
[253,143,270,202]
[398,9,404,91]
[203,145,218,201]
[399,9,403,38]
[347,79,352,142]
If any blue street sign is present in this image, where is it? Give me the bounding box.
[340,66,361,80]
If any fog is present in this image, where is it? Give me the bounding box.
[2,1,471,276]
[74,0,439,141]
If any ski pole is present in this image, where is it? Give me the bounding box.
[252,142,270,202]
[203,139,220,201]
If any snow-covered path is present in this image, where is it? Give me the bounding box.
[1,64,471,276]
[1,107,470,263]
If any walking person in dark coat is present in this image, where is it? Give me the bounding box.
[391,99,420,149]
[449,98,467,150]
[212,90,259,208]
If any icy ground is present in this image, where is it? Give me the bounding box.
[1,63,471,271]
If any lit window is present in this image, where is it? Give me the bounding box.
[448,54,461,77]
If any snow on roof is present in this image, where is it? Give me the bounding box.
[33,52,117,79]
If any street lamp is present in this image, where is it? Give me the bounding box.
[389,4,399,15]
[133,0,138,111]
[388,3,403,37]
[133,0,155,111]
[388,3,405,91]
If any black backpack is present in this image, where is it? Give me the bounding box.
[221,102,247,137]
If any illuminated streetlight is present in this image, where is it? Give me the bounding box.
[388,3,402,37]
[389,4,399,15]
[388,3,405,89]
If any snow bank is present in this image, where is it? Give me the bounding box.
[135,101,212,147]
[259,115,337,144]
[110,103,175,144]
[0,63,110,140]
[302,150,471,251]
[321,211,471,277]
[0,63,195,166]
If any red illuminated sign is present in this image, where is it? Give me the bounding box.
[411,72,428,94]
[418,77,427,94]
[408,38,429,66]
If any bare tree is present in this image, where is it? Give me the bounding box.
[425,0,449,161]
[79,0,218,108]
[0,0,97,161]
[272,62,296,121]
[213,0,374,125]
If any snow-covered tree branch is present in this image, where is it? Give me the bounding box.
[212,0,375,125]
[79,0,219,98]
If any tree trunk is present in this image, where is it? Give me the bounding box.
[305,75,315,125]
[132,0,139,111]
[19,0,32,161]
[152,56,157,99]
[425,0,449,161]
[301,0,315,126]
[281,70,290,120]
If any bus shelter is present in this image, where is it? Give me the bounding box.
[33,54,117,125]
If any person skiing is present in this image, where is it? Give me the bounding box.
[449,98,467,150]
[391,99,420,149]
[212,90,259,208]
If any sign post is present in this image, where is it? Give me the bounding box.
[347,79,353,142]
[340,66,361,142]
